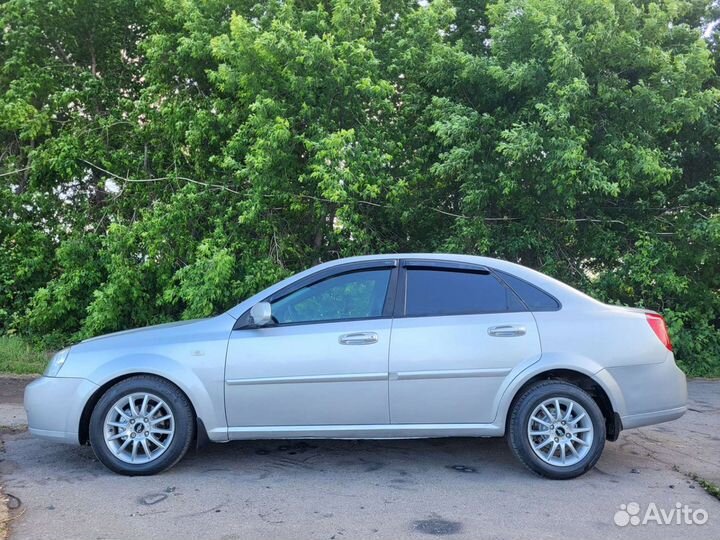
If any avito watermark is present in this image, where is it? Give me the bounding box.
[614,502,709,526]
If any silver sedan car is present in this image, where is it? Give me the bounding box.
[24,254,687,478]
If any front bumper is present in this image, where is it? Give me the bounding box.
[601,354,688,430]
[24,376,99,445]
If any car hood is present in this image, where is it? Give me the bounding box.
[80,318,210,344]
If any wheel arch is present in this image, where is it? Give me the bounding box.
[78,372,204,445]
[494,355,626,441]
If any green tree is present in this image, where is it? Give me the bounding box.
[0,0,718,375]
[426,0,720,374]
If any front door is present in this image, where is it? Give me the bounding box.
[225,262,397,428]
[389,261,542,424]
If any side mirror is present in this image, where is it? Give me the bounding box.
[249,301,273,327]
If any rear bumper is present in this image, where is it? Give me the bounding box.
[620,405,687,430]
[24,376,99,445]
[601,354,687,431]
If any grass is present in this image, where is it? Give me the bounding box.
[0,335,48,375]
[688,472,720,501]
[673,465,720,501]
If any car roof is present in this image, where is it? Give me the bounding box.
[225,253,601,319]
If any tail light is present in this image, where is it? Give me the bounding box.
[646,313,673,351]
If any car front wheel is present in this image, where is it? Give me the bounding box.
[89,375,194,476]
[507,381,606,479]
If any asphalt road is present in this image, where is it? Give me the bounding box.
[0,378,718,540]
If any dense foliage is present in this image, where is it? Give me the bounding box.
[1,0,719,375]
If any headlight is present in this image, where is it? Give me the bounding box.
[44,348,70,377]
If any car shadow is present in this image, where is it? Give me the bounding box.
[174,436,520,478]
[4,428,630,483]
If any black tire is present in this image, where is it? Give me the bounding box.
[507,381,606,479]
[89,375,195,476]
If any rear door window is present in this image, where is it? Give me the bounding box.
[404,268,525,317]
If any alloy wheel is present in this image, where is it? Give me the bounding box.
[526,397,594,466]
[103,392,175,464]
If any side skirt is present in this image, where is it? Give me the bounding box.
[225,423,504,440]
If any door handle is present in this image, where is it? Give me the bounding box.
[487,325,526,337]
[338,332,379,345]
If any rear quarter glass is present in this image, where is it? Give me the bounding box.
[495,270,561,311]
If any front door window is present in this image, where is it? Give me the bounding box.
[271,269,391,324]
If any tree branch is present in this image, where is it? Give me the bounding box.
[81,160,242,195]
[0,167,31,178]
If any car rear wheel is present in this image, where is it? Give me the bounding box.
[89,375,194,476]
[507,381,606,479]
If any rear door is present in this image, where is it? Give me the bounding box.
[389,260,542,424]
